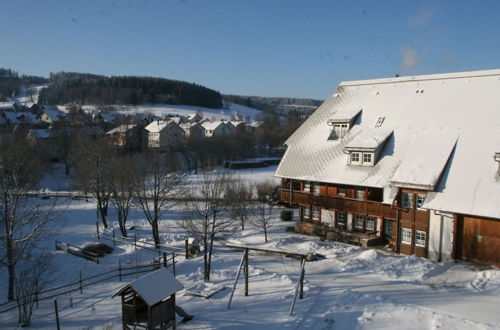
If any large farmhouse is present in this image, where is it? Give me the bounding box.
[275,69,500,266]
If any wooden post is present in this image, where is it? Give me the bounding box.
[227,250,246,310]
[96,221,100,240]
[134,233,137,250]
[54,299,61,330]
[289,257,306,315]
[244,248,249,297]
[118,260,122,281]
[172,253,176,276]
[299,257,305,299]
[163,253,167,268]
[185,239,189,259]
[79,270,83,294]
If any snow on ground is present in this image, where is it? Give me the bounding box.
[2,166,500,329]
[115,101,261,121]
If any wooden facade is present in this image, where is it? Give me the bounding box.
[281,179,431,258]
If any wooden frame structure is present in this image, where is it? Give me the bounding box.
[224,243,309,315]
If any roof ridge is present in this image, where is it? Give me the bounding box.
[340,68,500,87]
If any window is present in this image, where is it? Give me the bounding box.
[350,152,361,164]
[363,153,372,164]
[303,182,311,192]
[336,212,346,226]
[312,182,320,195]
[312,207,320,220]
[349,151,374,166]
[333,123,349,139]
[402,192,413,209]
[355,189,365,200]
[415,230,426,247]
[365,216,376,230]
[416,194,426,209]
[354,215,364,229]
[338,187,346,197]
[303,206,311,219]
[401,228,412,244]
[375,117,385,127]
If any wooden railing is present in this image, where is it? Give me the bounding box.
[281,189,398,219]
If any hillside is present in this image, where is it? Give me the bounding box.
[39,72,223,109]
[223,94,322,114]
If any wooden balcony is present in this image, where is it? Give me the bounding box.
[281,189,398,219]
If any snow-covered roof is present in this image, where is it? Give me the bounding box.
[2,111,39,124]
[40,105,66,122]
[29,129,53,139]
[106,124,137,135]
[344,128,393,151]
[276,68,500,219]
[145,120,179,133]
[201,121,225,130]
[113,268,183,306]
[0,102,15,110]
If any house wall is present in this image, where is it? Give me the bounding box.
[428,210,454,262]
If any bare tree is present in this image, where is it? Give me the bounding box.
[70,131,115,229]
[251,181,277,242]
[227,179,253,230]
[109,156,136,237]
[181,171,236,282]
[15,251,53,327]
[251,201,274,243]
[0,136,57,301]
[134,152,183,248]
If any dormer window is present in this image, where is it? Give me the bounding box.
[344,128,393,167]
[327,109,362,140]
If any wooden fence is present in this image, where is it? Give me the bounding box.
[55,240,100,264]
[0,254,176,314]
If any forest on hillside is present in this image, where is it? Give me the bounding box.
[224,94,322,114]
[38,72,223,108]
[0,68,47,101]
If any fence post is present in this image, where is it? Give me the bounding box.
[185,239,189,259]
[54,299,61,330]
[79,270,83,294]
[134,234,137,250]
[163,253,167,268]
[112,229,116,246]
[172,253,176,276]
[96,221,100,240]
[119,260,122,281]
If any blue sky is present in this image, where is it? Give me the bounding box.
[1,0,500,99]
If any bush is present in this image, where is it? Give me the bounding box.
[280,210,293,221]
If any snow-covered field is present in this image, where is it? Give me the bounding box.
[2,165,500,329]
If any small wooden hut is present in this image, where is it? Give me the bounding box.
[113,268,184,329]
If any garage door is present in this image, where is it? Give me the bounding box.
[456,215,500,265]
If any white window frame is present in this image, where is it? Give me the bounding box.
[402,192,413,209]
[354,214,364,229]
[312,182,320,195]
[415,230,426,247]
[365,216,376,230]
[303,181,311,192]
[312,207,320,220]
[401,228,412,245]
[363,152,373,165]
[350,152,361,165]
[303,206,311,219]
[333,123,349,139]
[336,212,346,226]
[416,194,426,209]
[338,187,346,197]
[355,189,365,200]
